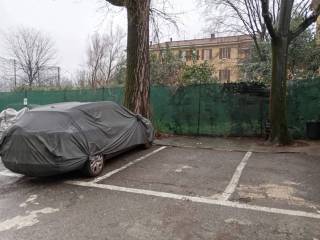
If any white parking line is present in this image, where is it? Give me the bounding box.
[0,170,23,178]
[65,180,320,220]
[92,146,167,183]
[219,151,252,201]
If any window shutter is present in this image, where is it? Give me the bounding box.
[196,50,200,60]
[188,50,192,61]
[201,49,204,60]
[209,49,213,59]
[219,48,222,59]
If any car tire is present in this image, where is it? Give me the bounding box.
[82,154,104,177]
[143,141,153,149]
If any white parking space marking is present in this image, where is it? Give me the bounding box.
[0,207,59,232]
[19,195,39,208]
[65,180,320,220]
[0,170,23,178]
[92,146,167,183]
[219,151,252,201]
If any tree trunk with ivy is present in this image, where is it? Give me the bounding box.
[105,0,151,118]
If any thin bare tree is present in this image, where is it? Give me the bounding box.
[0,56,15,91]
[75,69,89,88]
[102,27,126,85]
[201,0,316,61]
[86,26,125,88]
[202,0,272,60]
[87,33,107,88]
[102,0,178,118]
[4,27,56,87]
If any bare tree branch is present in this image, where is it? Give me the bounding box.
[290,12,320,41]
[261,0,277,39]
[86,25,125,88]
[4,27,56,87]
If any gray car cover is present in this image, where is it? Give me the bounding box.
[0,101,154,176]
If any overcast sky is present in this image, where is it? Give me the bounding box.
[0,0,207,77]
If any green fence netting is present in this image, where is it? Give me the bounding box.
[1,78,319,138]
[287,78,320,138]
[151,84,269,137]
[0,87,123,110]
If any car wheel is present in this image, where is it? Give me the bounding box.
[143,141,153,149]
[83,154,104,177]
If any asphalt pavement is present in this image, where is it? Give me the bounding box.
[0,141,320,240]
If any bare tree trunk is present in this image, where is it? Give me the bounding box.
[106,56,113,85]
[28,66,33,87]
[124,0,151,118]
[269,37,290,144]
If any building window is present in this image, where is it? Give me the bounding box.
[243,48,250,59]
[179,50,187,61]
[203,49,212,60]
[219,69,231,82]
[219,47,231,59]
[160,50,165,61]
[186,50,193,61]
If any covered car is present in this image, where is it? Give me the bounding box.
[0,101,154,177]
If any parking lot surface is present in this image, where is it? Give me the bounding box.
[0,139,320,239]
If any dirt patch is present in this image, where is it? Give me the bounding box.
[257,140,310,148]
[237,182,320,210]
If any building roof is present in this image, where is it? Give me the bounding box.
[150,35,253,50]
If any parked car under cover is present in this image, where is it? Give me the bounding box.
[0,101,154,177]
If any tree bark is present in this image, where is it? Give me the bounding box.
[261,0,294,145]
[260,0,319,145]
[269,37,290,144]
[124,0,151,118]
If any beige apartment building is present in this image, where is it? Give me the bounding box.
[151,18,320,83]
[150,34,254,83]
